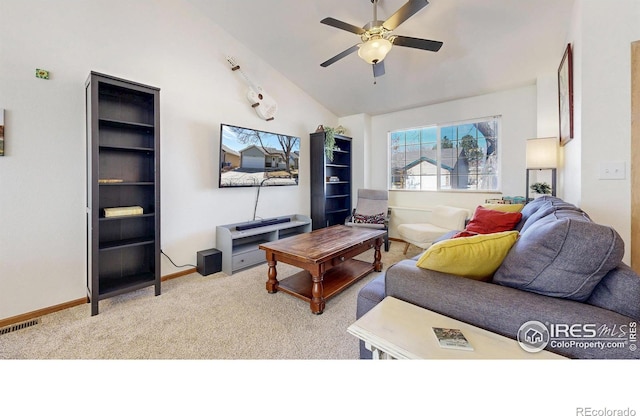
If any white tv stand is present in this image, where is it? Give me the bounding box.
[215,214,312,275]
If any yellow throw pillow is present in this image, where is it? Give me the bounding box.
[481,203,524,213]
[416,231,519,281]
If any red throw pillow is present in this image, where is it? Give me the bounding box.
[463,205,522,235]
[452,230,479,238]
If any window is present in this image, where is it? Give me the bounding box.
[389,116,500,191]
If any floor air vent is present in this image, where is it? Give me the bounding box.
[0,318,40,335]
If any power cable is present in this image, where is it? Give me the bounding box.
[161,250,196,268]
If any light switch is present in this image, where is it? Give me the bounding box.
[599,162,626,180]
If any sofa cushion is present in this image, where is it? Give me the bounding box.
[587,263,640,320]
[493,215,625,301]
[416,230,519,281]
[516,200,555,233]
[518,196,550,218]
[516,197,584,233]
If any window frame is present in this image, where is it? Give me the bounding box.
[387,115,502,192]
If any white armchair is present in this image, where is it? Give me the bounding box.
[397,205,469,254]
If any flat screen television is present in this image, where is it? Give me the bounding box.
[219,123,300,188]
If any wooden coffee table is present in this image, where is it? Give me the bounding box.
[259,225,386,314]
[348,296,567,359]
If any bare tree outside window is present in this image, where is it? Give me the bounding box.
[389,116,500,191]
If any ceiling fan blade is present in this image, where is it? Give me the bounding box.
[383,0,429,31]
[320,44,360,67]
[320,17,366,35]
[373,61,385,77]
[393,35,443,52]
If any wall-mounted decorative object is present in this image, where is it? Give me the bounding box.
[0,108,4,156]
[35,68,50,79]
[225,56,277,121]
[558,43,573,146]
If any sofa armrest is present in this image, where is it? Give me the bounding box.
[384,260,640,359]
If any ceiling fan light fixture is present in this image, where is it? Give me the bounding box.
[358,37,392,64]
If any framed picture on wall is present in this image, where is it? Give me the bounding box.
[558,43,573,146]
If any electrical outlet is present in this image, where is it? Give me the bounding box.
[599,162,625,180]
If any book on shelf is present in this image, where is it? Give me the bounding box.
[104,206,143,218]
[432,327,474,351]
[98,178,124,184]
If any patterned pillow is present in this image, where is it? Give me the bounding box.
[353,212,386,224]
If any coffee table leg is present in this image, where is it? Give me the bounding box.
[373,237,383,272]
[265,253,279,293]
[310,266,326,315]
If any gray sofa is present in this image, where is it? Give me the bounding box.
[357,196,640,359]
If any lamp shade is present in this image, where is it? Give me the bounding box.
[526,137,558,169]
[358,38,392,64]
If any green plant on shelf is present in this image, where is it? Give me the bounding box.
[321,125,346,162]
[324,126,336,161]
[530,182,552,195]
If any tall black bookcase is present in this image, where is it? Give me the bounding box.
[86,72,160,316]
[310,131,352,229]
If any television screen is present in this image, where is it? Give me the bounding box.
[219,124,300,188]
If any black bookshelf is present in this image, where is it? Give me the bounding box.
[310,131,352,229]
[86,72,161,316]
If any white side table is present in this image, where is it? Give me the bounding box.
[347,296,566,359]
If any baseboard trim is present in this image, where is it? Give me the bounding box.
[0,298,87,329]
[162,267,197,282]
[0,267,198,328]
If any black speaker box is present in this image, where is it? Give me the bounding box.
[197,248,222,276]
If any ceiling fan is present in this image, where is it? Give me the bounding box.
[320,0,443,78]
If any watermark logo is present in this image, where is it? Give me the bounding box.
[517,320,638,353]
[517,320,549,352]
[576,407,637,416]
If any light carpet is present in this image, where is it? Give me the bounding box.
[0,242,418,359]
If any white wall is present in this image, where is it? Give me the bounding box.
[562,0,584,209]
[338,113,372,208]
[562,0,640,264]
[0,0,337,320]
[536,74,560,138]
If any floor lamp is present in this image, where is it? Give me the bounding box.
[526,137,558,202]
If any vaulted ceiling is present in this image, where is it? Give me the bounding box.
[187,0,575,117]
